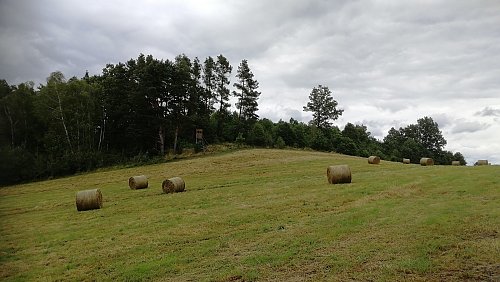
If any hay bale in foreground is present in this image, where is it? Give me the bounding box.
[368,156,380,164]
[451,161,461,166]
[327,165,351,184]
[76,189,102,211]
[475,160,488,166]
[403,158,411,164]
[420,158,434,166]
[129,175,148,189]
[162,177,185,193]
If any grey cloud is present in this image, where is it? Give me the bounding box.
[475,107,500,117]
[431,114,453,129]
[373,99,411,114]
[283,108,304,123]
[358,120,387,139]
[451,121,490,134]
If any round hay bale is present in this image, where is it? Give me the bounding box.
[420,158,434,166]
[162,177,185,193]
[476,160,488,166]
[451,161,461,166]
[76,189,102,211]
[327,165,351,184]
[368,156,380,164]
[403,158,411,164]
[129,175,148,190]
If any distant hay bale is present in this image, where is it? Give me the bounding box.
[475,160,488,166]
[420,158,434,166]
[129,175,148,190]
[76,189,102,211]
[327,165,351,184]
[368,156,380,164]
[162,177,185,193]
[451,161,461,166]
[403,158,411,164]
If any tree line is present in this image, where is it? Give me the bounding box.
[0,53,465,186]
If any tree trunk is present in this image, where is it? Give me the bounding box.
[56,87,73,154]
[98,107,106,152]
[87,110,92,150]
[173,125,179,155]
[3,105,14,147]
[76,110,80,151]
[217,96,224,139]
[158,125,165,155]
[23,114,28,147]
[238,80,245,120]
[238,99,242,120]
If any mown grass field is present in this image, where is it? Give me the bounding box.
[1,149,499,281]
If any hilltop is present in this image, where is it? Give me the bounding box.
[0,149,498,281]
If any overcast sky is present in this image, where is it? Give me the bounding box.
[1,0,499,164]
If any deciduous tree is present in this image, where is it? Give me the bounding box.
[303,85,343,129]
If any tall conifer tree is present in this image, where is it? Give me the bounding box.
[233,59,261,123]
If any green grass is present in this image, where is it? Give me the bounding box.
[1,149,499,281]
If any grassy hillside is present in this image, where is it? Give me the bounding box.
[1,149,499,281]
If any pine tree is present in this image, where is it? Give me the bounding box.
[202,56,216,113]
[233,59,261,122]
[214,55,232,139]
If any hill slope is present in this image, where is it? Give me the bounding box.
[1,149,499,281]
